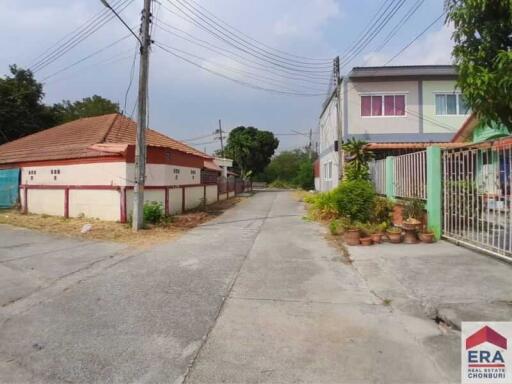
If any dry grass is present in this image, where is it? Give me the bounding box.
[0,197,242,247]
[293,190,314,202]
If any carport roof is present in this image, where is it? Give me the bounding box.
[0,114,212,164]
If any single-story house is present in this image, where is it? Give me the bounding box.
[0,113,241,221]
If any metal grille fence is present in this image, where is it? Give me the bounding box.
[442,144,512,261]
[393,151,427,199]
[370,159,386,195]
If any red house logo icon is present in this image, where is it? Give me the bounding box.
[466,326,508,350]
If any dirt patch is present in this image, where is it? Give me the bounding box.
[0,197,243,247]
[325,233,352,264]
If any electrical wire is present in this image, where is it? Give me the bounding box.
[374,0,425,52]
[154,20,331,86]
[384,12,446,65]
[40,34,132,81]
[174,0,332,66]
[183,0,332,62]
[160,0,332,75]
[155,42,326,97]
[30,0,135,73]
[123,45,139,114]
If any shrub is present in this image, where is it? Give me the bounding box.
[304,190,338,220]
[332,180,376,222]
[328,217,351,235]
[371,196,394,224]
[143,201,164,224]
[269,179,293,189]
[402,198,425,220]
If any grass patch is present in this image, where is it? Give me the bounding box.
[0,197,242,247]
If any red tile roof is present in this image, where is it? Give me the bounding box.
[0,114,212,164]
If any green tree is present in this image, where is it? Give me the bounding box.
[446,0,512,128]
[0,65,59,144]
[261,148,315,189]
[223,126,279,177]
[53,95,119,123]
[342,138,374,181]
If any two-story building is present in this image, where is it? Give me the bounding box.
[318,65,470,191]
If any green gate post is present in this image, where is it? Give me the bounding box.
[385,156,395,199]
[426,146,442,239]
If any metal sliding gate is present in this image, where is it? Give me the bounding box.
[442,143,512,261]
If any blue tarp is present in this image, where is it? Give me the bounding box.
[0,168,20,208]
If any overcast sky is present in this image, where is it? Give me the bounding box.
[0,0,453,154]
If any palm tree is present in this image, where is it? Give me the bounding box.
[341,138,374,180]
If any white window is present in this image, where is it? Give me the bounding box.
[435,93,469,116]
[324,161,333,180]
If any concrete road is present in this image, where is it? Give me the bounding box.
[1,191,510,383]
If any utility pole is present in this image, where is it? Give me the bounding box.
[334,56,342,180]
[132,0,152,231]
[308,128,313,160]
[216,119,225,158]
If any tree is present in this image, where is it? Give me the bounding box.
[53,95,119,123]
[0,65,59,144]
[342,138,374,181]
[261,148,315,189]
[223,126,279,177]
[446,0,512,128]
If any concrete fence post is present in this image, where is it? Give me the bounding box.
[426,146,442,239]
[385,156,395,199]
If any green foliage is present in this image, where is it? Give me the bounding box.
[371,196,394,224]
[304,190,338,220]
[402,198,425,220]
[260,149,314,190]
[143,201,165,225]
[223,126,279,177]
[269,179,293,189]
[446,0,512,128]
[0,65,60,144]
[329,217,351,235]
[342,138,374,181]
[53,95,119,123]
[333,180,376,222]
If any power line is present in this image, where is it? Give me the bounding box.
[155,41,326,96]
[340,0,407,69]
[30,0,135,73]
[383,12,446,65]
[183,0,332,62]
[40,34,132,81]
[100,0,142,44]
[123,44,139,113]
[154,20,331,86]
[374,0,425,52]
[160,0,332,75]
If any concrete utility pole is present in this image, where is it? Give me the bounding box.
[334,56,342,180]
[216,119,225,158]
[132,0,152,231]
[308,128,313,160]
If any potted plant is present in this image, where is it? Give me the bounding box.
[369,223,385,244]
[344,226,361,246]
[419,228,435,243]
[386,226,402,243]
[358,223,373,246]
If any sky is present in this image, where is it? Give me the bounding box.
[0,0,454,154]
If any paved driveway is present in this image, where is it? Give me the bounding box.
[1,191,510,383]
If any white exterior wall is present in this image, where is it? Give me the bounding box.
[22,162,128,186]
[69,190,120,221]
[319,95,340,192]
[185,186,204,210]
[126,164,201,186]
[169,188,183,215]
[126,189,165,217]
[206,185,217,204]
[27,189,65,216]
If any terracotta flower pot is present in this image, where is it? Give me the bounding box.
[371,233,383,244]
[360,237,373,246]
[387,231,402,244]
[419,232,435,243]
[344,229,360,246]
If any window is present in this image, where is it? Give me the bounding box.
[173,168,180,174]
[323,161,333,180]
[361,94,406,117]
[435,93,469,115]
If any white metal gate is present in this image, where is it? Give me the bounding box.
[442,143,512,261]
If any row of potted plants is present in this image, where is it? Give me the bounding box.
[343,223,435,246]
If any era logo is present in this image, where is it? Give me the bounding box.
[462,322,512,384]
